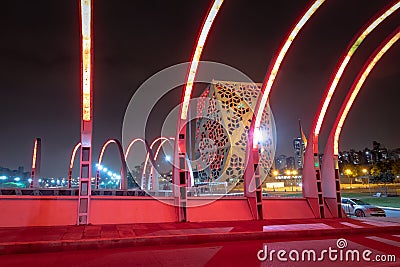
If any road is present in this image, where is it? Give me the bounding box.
[384,209,400,218]
[1,233,399,267]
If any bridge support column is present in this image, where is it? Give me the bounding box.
[321,135,343,218]
[302,134,325,218]
[173,126,188,222]
[77,0,93,225]
[243,131,263,220]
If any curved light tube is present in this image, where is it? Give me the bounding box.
[98,139,127,169]
[333,29,400,154]
[148,138,173,190]
[254,0,326,145]
[314,1,400,137]
[142,137,170,177]
[181,0,224,120]
[124,138,146,161]
[142,137,174,189]
[97,139,127,189]
[98,139,117,165]
[69,142,82,170]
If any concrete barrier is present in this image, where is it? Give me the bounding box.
[0,195,315,227]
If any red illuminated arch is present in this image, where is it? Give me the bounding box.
[321,28,400,217]
[97,139,127,189]
[68,142,81,188]
[173,0,224,222]
[142,137,174,191]
[302,1,400,218]
[125,138,146,161]
[124,137,163,190]
[245,0,326,220]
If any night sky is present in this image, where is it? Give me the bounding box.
[1,0,399,177]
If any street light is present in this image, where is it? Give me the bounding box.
[271,170,279,192]
[345,169,352,189]
[285,169,298,191]
[362,168,370,194]
[292,170,299,191]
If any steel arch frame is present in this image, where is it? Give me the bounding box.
[321,28,400,217]
[96,139,127,190]
[302,1,400,218]
[68,142,81,188]
[244,0,326,220]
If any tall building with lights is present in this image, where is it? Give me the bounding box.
[194,80,276,187]
[293,137,305,169]
[275,155,287,171]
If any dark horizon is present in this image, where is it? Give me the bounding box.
[1,0,399,177]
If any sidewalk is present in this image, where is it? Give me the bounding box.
[379,206,400,211]
[0,217,400,255]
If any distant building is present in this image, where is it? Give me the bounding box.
[338,141,394,168]
[286,156,296,170]
[293,137,305,169]
[0,166,30,180]
[275,155,287,171]
[372,141,388,162]
[389,148,400,160]
[363,148,373,164]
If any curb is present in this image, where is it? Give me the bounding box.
[379,206,400,211]
[1,225,400,255]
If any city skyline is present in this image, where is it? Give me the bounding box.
[1,0,399,177]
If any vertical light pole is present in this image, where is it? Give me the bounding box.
[292,170,298,191]
[77,0,93,225]
[345,169,352,189]
[362,168,370,194]
[285,169,292,192]
[272,170,279,192]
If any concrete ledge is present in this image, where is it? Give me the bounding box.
[1,225,400,255]
[379,206,400,211]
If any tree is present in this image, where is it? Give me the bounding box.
[370,161,394,195]
[128,164,143,189]
[391,159,400,176]
[341,164,359,188]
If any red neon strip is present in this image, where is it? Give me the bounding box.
[333,29,400,154]
[254,0,325,147]
[181,0,224,120]
[314,2,400,138]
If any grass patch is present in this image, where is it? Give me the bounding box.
[361,197,400,208]
[342,193,400,208]
[341,192,372,198]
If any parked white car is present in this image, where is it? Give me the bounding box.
[341,198,386,217]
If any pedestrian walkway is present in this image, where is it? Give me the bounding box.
[0,217,399,255]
